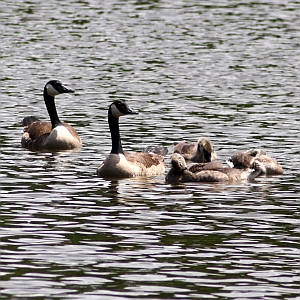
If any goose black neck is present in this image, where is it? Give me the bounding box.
[44,90,62,129]
[108,109,124,155]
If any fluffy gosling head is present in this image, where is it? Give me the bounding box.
[197,138,217,162]
[170,153,188,172]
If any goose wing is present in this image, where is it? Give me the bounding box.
[125,152,165,167]
[189,160,224,173]
[179,143,196,154]
[174,142,196,154]
[23,120,52,141]
[173,141,188,153]
[144,145,168,156]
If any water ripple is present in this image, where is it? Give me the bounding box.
[1,0,299,299]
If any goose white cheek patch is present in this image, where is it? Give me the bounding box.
[46,84,60,96]
[111,104,125,118]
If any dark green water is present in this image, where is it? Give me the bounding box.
[1,1,299,299]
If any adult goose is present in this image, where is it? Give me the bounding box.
[166,152,265,184]
[173,138,217,163]
[97,100,168,178]
[21,80,82,151]
[243,149,283,175]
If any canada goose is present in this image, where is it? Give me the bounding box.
[243,148,283,175]
[173,138,218,162]
[21,80,82,151]
[97,100,168,178]
[166,152,265,184]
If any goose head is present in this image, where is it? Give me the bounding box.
[44,80,74,97]
[226,151,255,169]
[244,148,267,157]
[197,138,216,162]
[171,153,188,172]
[110,100,139,118]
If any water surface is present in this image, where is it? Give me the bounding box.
[1,0,299,299]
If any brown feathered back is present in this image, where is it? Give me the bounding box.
[125,152,165,168]
[188,160,224,173]
[23,121,52,142]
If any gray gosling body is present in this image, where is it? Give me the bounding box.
[21,80,82,151]
[243,148,283,175]
[166,152,265,184]
[97,100,168,178]
[173,138,217,163]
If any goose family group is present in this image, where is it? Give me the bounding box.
[21,80,283,183]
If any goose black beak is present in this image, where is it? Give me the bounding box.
[127,108,139,115]
[58,84,75,94]
[129,111,139,115]
[61,86,75,93]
